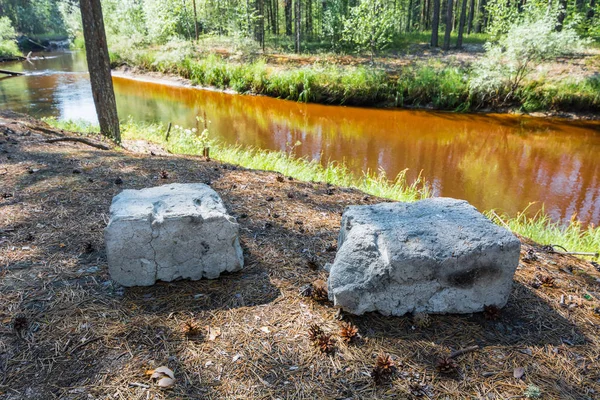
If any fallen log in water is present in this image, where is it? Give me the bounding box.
[0,69,25,76]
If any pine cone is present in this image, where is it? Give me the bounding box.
[371,353,396,384]
[540,275,555,288]
[483,305,501,321]
[413,312,432,328]
[308,324,324,341]
[182,320,201,337]
[12,314,28,333]
[315,332,335,354]
[311,280,328,302]
[159,170,170,179]
[339,322,359,344]
[436,357,458,374]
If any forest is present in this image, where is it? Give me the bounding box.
[1,0,599,111]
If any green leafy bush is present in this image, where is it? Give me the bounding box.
[470,12,589,105]
[0,16,21,58]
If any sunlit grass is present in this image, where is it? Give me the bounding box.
[44,117,600,256]
[487,207,600,256]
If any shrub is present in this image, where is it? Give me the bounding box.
[470,13,589,105]
[0,17,21,58]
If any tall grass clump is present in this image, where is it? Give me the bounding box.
[119,119,429,202]
[397,64,470,110]
[487,208,600,256]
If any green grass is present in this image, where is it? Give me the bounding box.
[109,42,600,113]
[44,117,600,255]
[487,208,600,256]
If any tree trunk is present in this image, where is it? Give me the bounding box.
[79,0,120,143]
[285,0,293,35]
[474,0,486,33]
[443,0,453,50]
[295,0,301,53]
[431,0,441,47]
[588,0,596,20]
[456,0,467,48]
[407,0,413,32]
[556,0,567,31]
[192,0,199,40]
[467,0,475,33]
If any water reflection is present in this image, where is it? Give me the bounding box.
[1,51,599,226]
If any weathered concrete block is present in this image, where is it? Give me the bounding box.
[328,198,520,315]
[105,183,243,286]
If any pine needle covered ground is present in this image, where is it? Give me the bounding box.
[1,112,599,399]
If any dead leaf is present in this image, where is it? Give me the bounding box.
[206,326,221,341]
[514,367,525,379]
[151,366,175,380]
[260,326,270,333]
[157,377,175,388]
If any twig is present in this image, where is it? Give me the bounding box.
[44,137,111,150]
[449,345,479,359]
[548,244,598,257]
[490,211,511,230]
[165,122,172,141]
[69,336,102,355]
[128,382,150,389]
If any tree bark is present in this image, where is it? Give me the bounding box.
[474,0,486,33]
[79,0,120,143]
[192,0,199,40]
[295,0,301,53]
[431,0,441,46]
[467,0,475,33]
[588,0,596,20]
[556,0,568,31]
[443,0,453,50]
[285,0,293,35]
[456,0,467,48]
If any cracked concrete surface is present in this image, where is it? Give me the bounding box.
[105,183,243,287]
[327,198,521,315]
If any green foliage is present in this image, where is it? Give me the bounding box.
[470,13,589,104]
[487,207,600,257]
[0,16,21,58]
[397,64,469,109]
[0,0,69,36]
[342,0,396,56]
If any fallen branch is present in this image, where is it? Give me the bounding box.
[489,211,511,230]
[449,345,479,359]
[547,244,598,258]
[69,336,102,355]
[45,137,111,150]
[0,69,24,76]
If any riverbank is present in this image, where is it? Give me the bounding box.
[1,111,600,399]
[108,41,600,117]
[45,116,600,256]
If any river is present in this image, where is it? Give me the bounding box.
[1,51,599,226]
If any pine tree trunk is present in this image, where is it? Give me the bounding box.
[80,0,120,143]
[407,0,413,32]
[443,0,453,50]
[467,0,475,33]
[588,0,596,20]
[556,0,567,31]
[192,0,198,40]
[285,0,293,35]
[456,0,467,48]
[474,0,486,33]
[431,0,441,47]
[295,0,301,53]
